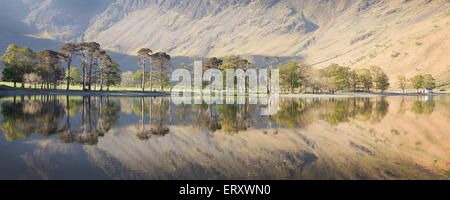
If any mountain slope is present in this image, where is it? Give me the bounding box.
[24,0,115,41]
[83,0,450,85]
[2,0,450,86]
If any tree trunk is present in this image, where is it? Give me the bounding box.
[141,67,145,91]
[160,67,163,91]
[290,76,294,94]
[66,56,72,91]
[14,82,16,88]
[267,65,272,94]
[82,60,86,91]
[88,55,93,91]
[245,76,249,93]
[142,60,146,92]
[100,68,104,91]
[149,64,153,91]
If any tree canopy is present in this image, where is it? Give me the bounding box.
[1,42,121,91]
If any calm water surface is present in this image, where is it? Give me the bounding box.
[0,95,449,180]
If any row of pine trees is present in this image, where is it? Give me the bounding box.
[1,43,121,91]
[2,44,437,94]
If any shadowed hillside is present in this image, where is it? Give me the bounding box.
[1,0,449,86]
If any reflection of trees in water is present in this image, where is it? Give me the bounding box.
[132,97,170,140]
[262,98,391,128]
[273,98,314,128]
[1,96,64,141]
[151,98,170,137]
[134,97,151,140]
[58,96,75,143]
[165,97,394,133]
[98,97,121,136]
[174,103,190,126]
[216,103,257,134]
[317,97,390,124]
[172,103,222,132]
[397,97,407,114]
[216,104,238,133]
[171,101,256,134]
[200,104,221,132]
[188,103,222,132]
[396,96,436,116]
[1,96,439,142]
[1,99,30,141]
[37,96,65,137]
[131,96,265,139]
[411,97,435,115]
[126,97,404,134]
[76,96,121,145]
[0,95,121,145]
[355,98,373,122]
[75,97,97,145]
[372,97,389,123]
[319,99,351,125]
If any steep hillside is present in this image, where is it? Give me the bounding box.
[24,0,114,41]
[0,0,61,64]
[83,0,450,85]
[2,0,450,85]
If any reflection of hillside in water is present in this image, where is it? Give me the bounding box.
[0,95,449,179]
[87,96,449,180]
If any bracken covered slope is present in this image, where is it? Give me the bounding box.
[2,0,450,85]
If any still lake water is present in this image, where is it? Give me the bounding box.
[0,95,449,180]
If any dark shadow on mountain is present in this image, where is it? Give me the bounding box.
[303,16,320,34]
[107,51,304,73]
[0,34,62,55]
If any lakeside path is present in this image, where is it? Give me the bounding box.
[0,88,169,97]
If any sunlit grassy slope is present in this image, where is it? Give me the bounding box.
[81,0,450,87]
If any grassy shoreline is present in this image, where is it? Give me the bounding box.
[1,84,449,98]
[0,85,168,97]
